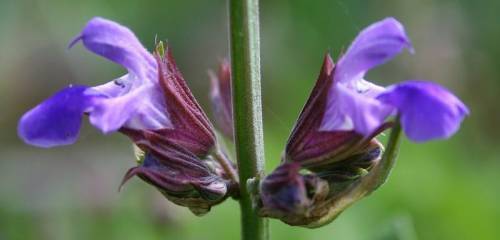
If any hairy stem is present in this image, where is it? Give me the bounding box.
[229,0,268,239]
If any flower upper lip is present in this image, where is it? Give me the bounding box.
[321,17,413,136]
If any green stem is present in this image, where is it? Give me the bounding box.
[229,0,268,239]
[369,117,402,191]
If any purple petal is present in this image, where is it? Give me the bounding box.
[89,83,172,133]
[18,85,96,147]
[91,74,135,98]
[88,88,141,133]
[321,84,393,136]
[68,18,173,133]
[335,17,413,84]
[69,17,155,80]
[377,80,469,142]
[18,18,175,148]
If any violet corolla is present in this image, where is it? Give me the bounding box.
[258,17,469,227]
[18,17,237,215]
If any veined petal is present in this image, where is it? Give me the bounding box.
[335,17,413,84]
[377,80,469,142]
[69,17,155,80]
[321,83,393,136]
[18,85,97,147]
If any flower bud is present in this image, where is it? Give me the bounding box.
[259,163,329,224]
[259,141,384,228]
[209,59,233,138]
[121,143,229,216]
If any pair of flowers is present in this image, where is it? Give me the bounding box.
[18,17,468,225]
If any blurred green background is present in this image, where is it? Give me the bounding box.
[1,0,499,239]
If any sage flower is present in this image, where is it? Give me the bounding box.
[19,17,169,147]
[260,17,469,228]
[286,17,469,166]
[17,17,232,214]
[18,17,216,155]
[319,17,469,142]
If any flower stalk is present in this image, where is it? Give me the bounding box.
[212,148,239,186]
[229,0,268,239]
[368,116,402,190]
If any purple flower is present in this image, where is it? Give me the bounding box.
[17,17,231,214]
[18,17,216,155]
[285,18,468,166]
[284,53,385,168]
[319,17,469,142]
[18,17,167,148]
[209,59,233,138]
[320,17,412,137]
[262,17,469,228]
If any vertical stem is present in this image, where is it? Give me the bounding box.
[229,0,268,239]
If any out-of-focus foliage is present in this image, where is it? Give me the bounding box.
[0,0,499,239]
